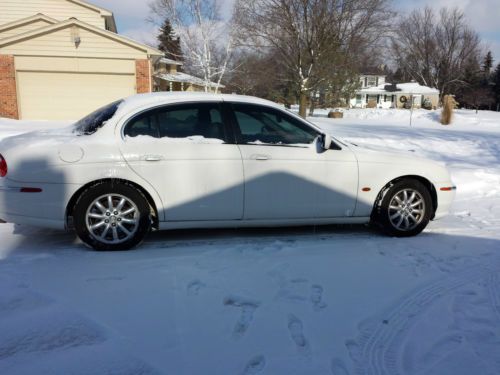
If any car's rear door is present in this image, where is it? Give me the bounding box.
[118,101,244,221]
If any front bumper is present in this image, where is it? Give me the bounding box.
[433,183,456,220]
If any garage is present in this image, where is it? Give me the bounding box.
[0,18,162,120]
[17,71,135,120]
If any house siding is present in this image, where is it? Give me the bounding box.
[0,55,19,119]
[0,19,53,39]
[0,0,105,29]
[0,25,149,59]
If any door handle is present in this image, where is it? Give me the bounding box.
[252,154,270,161]
[144,155,163,162]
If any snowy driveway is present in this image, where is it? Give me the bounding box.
[1,109,499,374]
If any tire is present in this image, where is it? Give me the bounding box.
[73,182,152,251]
[375,179,432,237]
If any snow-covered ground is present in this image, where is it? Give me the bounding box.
[1,108,500,375]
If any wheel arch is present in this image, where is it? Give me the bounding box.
[66,178,159,229]
[372,175,438,220]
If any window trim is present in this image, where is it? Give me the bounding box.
[121,101,234,144]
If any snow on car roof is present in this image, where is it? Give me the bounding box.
[115,92,287,118]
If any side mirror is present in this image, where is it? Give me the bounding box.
[323,134,332,150]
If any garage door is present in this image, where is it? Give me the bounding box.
[17,71,136,120]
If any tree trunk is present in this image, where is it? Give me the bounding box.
[309,95,316,117]
[299,92,308,119]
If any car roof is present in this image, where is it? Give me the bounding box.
[120,92,285,114]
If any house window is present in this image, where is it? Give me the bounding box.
[366,76,377,87]
[356,95,362,104]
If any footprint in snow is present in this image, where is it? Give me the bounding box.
[415,332,464,372]
[330,358,350,375]
[241,355,266,375]
[187,280,206,296]
[287,314,311,357]
[224,296,260,340]
[311,284,327,311]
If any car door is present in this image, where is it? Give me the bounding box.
[118,101,244,222]
[228,102,358,220]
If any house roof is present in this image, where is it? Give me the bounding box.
[158,57,183,66]
[0,14,58,34]
[0,18,163,56]
[359,82,439,95]
[155,72,224,88]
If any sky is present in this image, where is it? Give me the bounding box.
[91,0,500,65]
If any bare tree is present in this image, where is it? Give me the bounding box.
[234,0,393,118]
[149,0,234,93]
[391,7,482,99]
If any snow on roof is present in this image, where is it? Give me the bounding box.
[114,92,282,119]
[155,72,223,88]
[359,82,439,95]
[158,57,183,66]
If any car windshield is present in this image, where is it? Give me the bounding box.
[73,100,123,135]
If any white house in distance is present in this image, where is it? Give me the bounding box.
[351,73,440,109]
[0,0,164,120]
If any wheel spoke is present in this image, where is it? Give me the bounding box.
[411,200,423,208]
[91,221,106,230]
[116,198,126,212]
[404,217,410,228]
[112,227,119,242]
[408,192,416,204]
[95,201,106,213]
[121,207,136,216]
[100,224,111,239]
[88,213,104,219]
[389,205,400,211]
[394,196,403,205]
[107,195,114,210]
[403,190,408,203]
[118,223,131,235]
[390,212,401,220]
[412,209,422,214]
[408,213,417,223]
[120,218,137,225]
[396,216,404,228]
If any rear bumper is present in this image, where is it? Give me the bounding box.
[0,183,70,230]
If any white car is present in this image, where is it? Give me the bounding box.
[0,93,455,250]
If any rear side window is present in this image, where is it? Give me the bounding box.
[124,102,227,142]
[74,100,123,135]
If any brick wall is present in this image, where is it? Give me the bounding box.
[135,59,151,94]
[0,55,19,119]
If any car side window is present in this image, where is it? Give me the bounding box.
[231,104,318,146]
[157,103,226,141]
[124,111,159,138]
[124,102,226,142]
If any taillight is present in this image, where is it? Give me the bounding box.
[0,154,7,177]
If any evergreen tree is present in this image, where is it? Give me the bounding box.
[157,18,182,62]
[494,63,500,111]
[483,51,493,76]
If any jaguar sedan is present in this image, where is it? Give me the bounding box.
[0,93,455,250]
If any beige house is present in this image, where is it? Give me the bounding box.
[0,0,163,120]
[154,57,223,93]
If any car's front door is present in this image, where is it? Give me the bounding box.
[228,103,358,220]
[119,101,244,222]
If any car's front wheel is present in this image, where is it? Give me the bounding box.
[73,182,152,250]
[376,179,432,237]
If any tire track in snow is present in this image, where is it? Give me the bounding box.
[347,255,500,375]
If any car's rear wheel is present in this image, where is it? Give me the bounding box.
[376,179,432,237]
[73,182,151,250]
